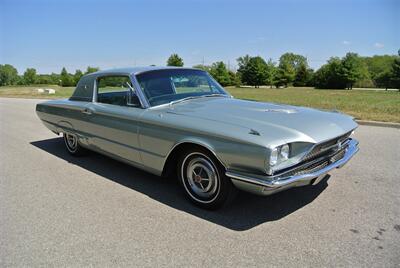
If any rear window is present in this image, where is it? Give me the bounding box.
[70,75,94,102]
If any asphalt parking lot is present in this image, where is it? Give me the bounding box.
[1,97,399,267]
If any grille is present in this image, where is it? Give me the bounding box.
[280,146,348,178]
[302,132,351,162]
[330,148,346,162]
[285,160,330,177]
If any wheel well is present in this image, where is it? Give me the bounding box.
[161,142,223,178]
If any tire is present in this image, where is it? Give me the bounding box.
[63,132,86,156]
[177,147,236,210]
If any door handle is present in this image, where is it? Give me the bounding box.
[81,108,93,115]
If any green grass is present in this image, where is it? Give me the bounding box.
[225,87,400,123]
[0,85,74,99]
[1,85,399,123]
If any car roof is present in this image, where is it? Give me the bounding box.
[85,66,201,77]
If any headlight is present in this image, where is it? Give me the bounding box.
[269,144,290,166]
[280,144,289,160]
[270,148,279,166]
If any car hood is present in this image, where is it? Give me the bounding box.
[163,97,357,146]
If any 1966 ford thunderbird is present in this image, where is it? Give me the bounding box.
[36,67,359,209]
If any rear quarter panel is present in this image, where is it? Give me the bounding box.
[36,99,91,145]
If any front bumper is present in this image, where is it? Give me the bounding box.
[226,139,359,196]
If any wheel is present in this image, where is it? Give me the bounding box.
[177,147,236,210]
[63,132,85,156]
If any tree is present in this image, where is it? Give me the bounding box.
[274,62,296,87]
[279,53,307,71]
[237,55,251,72]
[237,56,268,87]
[363,55,396,79]
[23,68,37,85]
[37,75,53,84]
[0,64,19,86]
[192,64,211,72]
[85,66,99,74]
[49,73,61,84]
[341,52,367,89]
[237,55,251,85]
[209,62,231,86]
[167,54,184,66]
[314,53,372,89]
[278,53,307,87]
[265,59,276,88]
[390,50,400,91]
[293,62,313,86]
[73,69,83,85]
[60,67,73,87]
[375,71,392,90]
[314,57,347,89]
[228,70,241,87]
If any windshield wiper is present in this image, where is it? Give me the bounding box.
[168,94,227,106]
[203,93,226,98]
[168,96,204,105]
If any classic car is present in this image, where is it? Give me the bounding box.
[36,67,359,209]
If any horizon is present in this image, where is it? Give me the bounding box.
[1,0,399,74]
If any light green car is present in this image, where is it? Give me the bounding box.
[36,67,359,209]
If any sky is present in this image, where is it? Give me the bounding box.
[0,0,399,74]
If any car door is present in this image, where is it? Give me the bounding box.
[85,75,145,165]
[59,75,97,147]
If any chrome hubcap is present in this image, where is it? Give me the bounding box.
[65,133,77,151]
[185,156,218,199]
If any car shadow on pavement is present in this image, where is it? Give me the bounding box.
[31,137,331,231]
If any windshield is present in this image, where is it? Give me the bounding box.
[135,69,229,106]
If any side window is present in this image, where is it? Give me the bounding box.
[97,76,140,107]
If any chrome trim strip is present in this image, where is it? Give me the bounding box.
[226,139,359,188]
[130,74,150,108]
[133,67,197,76]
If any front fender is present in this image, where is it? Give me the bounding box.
[166,137,228,168]
[138,110,269,176]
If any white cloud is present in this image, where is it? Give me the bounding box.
[374,42,384,48]
[342,40,351,45]
[248,37,267,44]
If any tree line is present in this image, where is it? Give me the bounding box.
[1,51,399,90]
[166,52,400,90]
[0,66,99,87]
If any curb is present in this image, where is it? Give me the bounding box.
[356,120,400,129]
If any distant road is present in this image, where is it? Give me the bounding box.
[1,98,399,267]
[237,85,399,91]
[352,87,398,91]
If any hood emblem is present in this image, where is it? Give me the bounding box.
[265,108,298,114]
[249,129,260,136]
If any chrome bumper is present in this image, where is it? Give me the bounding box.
[226,139,359,195]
